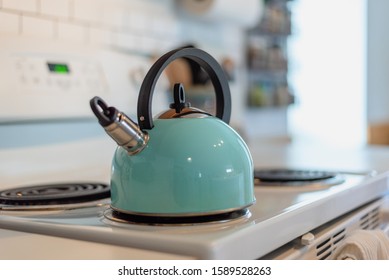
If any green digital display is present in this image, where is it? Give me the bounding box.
[47,62,70,74]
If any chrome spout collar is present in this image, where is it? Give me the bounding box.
[104,112,149,155]
[90,96,149,155]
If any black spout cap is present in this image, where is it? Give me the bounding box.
[90,96,118,127]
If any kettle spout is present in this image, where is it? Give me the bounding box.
[90,96,149,155]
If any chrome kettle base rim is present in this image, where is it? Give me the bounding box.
[104,205,253,226]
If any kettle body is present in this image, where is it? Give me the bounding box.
[111,118,254,216]
[91,47,255,217]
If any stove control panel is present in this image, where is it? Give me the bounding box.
[13,56,106,95]
[0,36,161,122]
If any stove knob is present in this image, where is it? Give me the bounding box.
[301,232,315,246]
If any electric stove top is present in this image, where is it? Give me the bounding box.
[0,171,387,259]
[0,139,388,259]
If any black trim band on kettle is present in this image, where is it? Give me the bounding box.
[137,47,231,130]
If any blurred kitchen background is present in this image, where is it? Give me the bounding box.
[0,0,388,149]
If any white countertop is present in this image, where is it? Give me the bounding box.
[249,139,389,174]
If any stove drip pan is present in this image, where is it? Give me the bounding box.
[254,169,345,189]
[104,208,250,226]
[0,183,110,208]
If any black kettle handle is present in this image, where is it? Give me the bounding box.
[137,47,231,130]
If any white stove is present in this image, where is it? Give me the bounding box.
[1,138,388,260]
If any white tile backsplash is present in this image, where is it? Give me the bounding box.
[3,0,37,13]
[72,0,103,24]
[125,11,150,33]
[100,5,125,29]
[0,0,240,57]
[0,11,19,35]
[40,0,70,19]
[141,35,164,54]
[113,31,141,52]
[22,15,55,39]
[57,21,87,43]
[89,26,112,46]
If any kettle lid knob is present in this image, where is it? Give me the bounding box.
[169,83,191,113]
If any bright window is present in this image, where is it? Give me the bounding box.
[288,0,366,148]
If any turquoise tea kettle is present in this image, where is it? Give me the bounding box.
[90,47,255,218]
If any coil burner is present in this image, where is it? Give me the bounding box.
[0,183,110,210]
[254,169,345,189]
